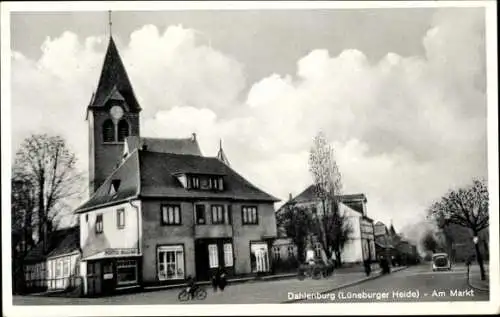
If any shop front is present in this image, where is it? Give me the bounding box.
[82,248,141,297]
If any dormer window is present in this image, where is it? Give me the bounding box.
[209,176,223,191]
[110,179,121,196]
[191,176,200,189]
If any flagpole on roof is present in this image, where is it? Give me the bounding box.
[108,10,113,37]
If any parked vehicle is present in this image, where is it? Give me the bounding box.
[431,253,451,271]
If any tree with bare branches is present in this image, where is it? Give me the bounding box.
[308,131,350,265]
[12,134,84,253]
[428,178,489,280]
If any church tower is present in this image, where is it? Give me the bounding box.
[86,36,141,195]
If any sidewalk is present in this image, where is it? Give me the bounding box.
[143,264,392,293]
[468,264,489,291]
[13,266,409,305]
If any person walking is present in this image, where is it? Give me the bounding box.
[211,269,219,293]
[363,259,372,277]
[218,266,227,291]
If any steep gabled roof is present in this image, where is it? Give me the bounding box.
[75,149,278,213]
[88,36,141,112]
[47,227,80,258]
[75,150,141,212]
[125,136,202,156]
[24,226,80,263]
[139,151,278,201]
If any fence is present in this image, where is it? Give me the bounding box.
[23,276,82,294]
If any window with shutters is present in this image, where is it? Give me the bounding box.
[102,119,115,143]
[161,205,181,225]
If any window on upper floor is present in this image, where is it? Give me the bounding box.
[211,205,225,224]
[161,205,181,225]
[117,208,125,229]
[195,204,206,224]
[96,214,103,234]
[103,119,115,143]
[242,206,258,225]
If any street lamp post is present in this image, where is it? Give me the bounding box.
[472,234,486,281]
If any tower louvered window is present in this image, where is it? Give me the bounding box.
[103,119,115,143]
[117,119,129,142]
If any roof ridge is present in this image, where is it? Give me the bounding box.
[140,150,211,159]
[141,136,193,141]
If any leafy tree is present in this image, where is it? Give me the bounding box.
[421,230,438,253]
[428,179,489,280]
[12,134,84,253]
[308,131,350,264]
[277,203,313,263]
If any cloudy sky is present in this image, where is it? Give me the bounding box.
[9,5,488,231]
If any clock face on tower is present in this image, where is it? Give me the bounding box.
[110,105,124,120]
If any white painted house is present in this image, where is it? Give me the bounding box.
[23,226,80,292]
[274,185,376,264]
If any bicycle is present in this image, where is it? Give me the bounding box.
[297,263,323,280]
[178,286,207,301]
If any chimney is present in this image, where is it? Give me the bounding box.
[288,193,293,201]
[191,133,197,142]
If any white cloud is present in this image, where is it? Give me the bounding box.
[11,10,487,231]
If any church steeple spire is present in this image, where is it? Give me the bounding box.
[88,34,141,113]
[216,139,230,166]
